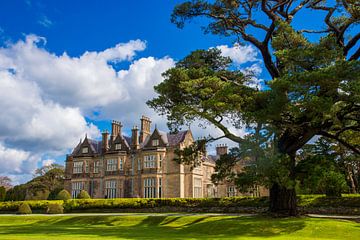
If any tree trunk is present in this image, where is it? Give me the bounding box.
[269,182,298,216]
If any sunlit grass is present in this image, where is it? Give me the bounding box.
[0,215,359,239]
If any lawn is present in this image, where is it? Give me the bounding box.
[0,214,359,240]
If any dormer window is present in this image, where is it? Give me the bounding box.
[82,147,89,154]
[152,139,159,146]
[115,143,121,150]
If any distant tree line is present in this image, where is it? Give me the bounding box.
[0,164,65,201]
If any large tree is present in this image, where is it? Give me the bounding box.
[148,0,360,215]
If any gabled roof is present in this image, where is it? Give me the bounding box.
[205,155,217,164]
[167,130,190,146]
[142,128,168,148]
[88,139,102,154]
[71,136,102,156]
[141,129,191,148]
[108,134,130,152]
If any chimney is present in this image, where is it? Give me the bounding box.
[65,155,73,177]
[131,125,139,149]
[111,120,122,143]
[216,144,228,156]
[140,115,151,143]
[102,130,109,152]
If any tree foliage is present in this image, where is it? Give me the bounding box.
[0,176,12,189]
[5,164,64,201]
[148,0,360,215]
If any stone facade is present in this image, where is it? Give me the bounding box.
[64,116,268,199]
[64,116,219,199]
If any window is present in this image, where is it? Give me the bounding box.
[82,147,88,154]
[158,178,162,198]
[143,178,156,198]
[119,158,124,170]
[84,161,89,173]
[159,154,164,168]
[137,159,141,171]
[107,159,117,171]
[71,182,84,198]
[105,180,117,198]
[144,155,156,168]
[93,161,100,173]
[227,186,237,197]
[193,178,202,198]
[152,139,159,146]
[115,143,121,150]
[73,162,83,174]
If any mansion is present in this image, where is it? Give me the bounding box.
[64,116,268,199]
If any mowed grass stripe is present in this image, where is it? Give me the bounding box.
[0,215,359,240]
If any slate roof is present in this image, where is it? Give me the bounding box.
[167,130,189,146]
[72,130,191,156]
[88,139,102,154]
[140,130,190,148]
[205,155,218,164]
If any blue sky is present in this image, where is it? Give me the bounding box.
[0,0,356,184]
[1,0,259,184]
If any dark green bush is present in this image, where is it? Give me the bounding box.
[18,203,32,214]
[47,203,64,214]
[77,190,91,199]
[1,195,360,214]
[56,190,71,200]
[0,187,5,202]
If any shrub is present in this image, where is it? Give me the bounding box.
[25,189,50,200]
[47,203,64,214]
[18,203,32,214]
[56,190,71,200]
[48,187,63,200]
[77,190,91,199]
[0,186,5,202]
[321,171,348,197]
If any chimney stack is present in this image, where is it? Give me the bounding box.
[102,130,109,152]
[216,144,228,156]
[111,120,122,143]
[140,115,151,143]
[131,125,139,149]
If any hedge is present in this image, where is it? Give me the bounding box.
[0,195,359,214]
[0,200,63,212]
[62,197,268,211]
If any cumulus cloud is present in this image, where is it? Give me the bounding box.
[0,143,35,174]
[42,159,55,167]
[0,35,175,182]
[241,63,264,89]
[216,44,258,65]
[0,35,262,183]
[0,35,146,110]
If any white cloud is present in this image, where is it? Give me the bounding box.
[0,143,35,174]
[42,159,55,167]
[0,35,261,183]
[216,44,258,65]
[0,35,168,182]
[0,35,145,110]
[241,63,264,89]
[0,70,100,154]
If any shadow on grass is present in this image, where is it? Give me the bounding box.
[0,215,306,239]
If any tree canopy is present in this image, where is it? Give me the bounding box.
[148,0,360,215]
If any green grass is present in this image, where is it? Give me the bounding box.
[0,215,359,239]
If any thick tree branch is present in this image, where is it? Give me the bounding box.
[349,46,360,61]
[196,110,244,144]
[345,32,360,57]
[320,131,360,155]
